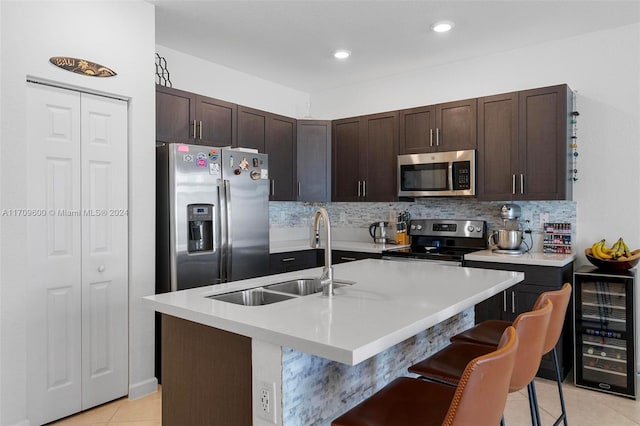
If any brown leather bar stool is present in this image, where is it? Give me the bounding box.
[408,299,553,426]
[450,283,572,426]
[332,326,518,426]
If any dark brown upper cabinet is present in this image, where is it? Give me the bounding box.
[266,114,297,201]
[399,98,477,154]
[297,120,331,202]
[477,84,572,201]
[237,106,267,152]
[332,111,398,202]
[156,85,236,147]
[238,106,297,201]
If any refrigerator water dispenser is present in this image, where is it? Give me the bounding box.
[187,204,213,253]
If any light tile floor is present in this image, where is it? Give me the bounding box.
[50,377,640,425]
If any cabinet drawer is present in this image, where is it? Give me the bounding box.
[331,250,381,264]
[269,250,319,274]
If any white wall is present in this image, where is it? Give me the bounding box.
[155,45,311,118]
[310,24,640,267]
[0,2,157,425]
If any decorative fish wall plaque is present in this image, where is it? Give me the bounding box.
[49,56,116,77]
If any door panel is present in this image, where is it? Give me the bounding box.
[27,84,83,425]
[477,92,518,201]
[332,119,361,201]
[364,112,397,201]
[267,116,296,200]
[80,93,129,410]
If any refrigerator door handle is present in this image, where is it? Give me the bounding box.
[218,179,228,283]
[223,179,232,282]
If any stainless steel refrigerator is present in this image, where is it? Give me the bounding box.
[156,143,270,293]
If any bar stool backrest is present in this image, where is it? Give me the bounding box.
[508,299,553,392]
[443,326,518,426]
[533,283,572,355]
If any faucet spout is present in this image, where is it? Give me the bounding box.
[311,207,334,296]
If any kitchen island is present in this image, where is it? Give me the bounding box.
[144,259,523,425]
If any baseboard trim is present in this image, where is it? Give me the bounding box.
[128,377,159,400]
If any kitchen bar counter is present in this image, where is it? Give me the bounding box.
[145,259,523,425]
[465,249,575,267]
[144,259,522,365]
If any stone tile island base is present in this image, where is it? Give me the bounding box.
[161,309,473,426]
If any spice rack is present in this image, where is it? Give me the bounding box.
[543,223,572,254]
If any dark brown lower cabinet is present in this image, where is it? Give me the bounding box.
[161,314,251,425]
[269,250,320,274]
[463,260,574,380]
[331,250,381,264]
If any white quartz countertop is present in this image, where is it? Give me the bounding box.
[143,259,523,365]
[464,249,575,267]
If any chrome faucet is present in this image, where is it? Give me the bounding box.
[311,207,334,296]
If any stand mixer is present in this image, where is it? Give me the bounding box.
[488,203,530,255]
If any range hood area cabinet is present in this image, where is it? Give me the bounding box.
[156,85,237,147]
[399,98,477,154]
[237,106,297,201]
[477,84,573,201]
[332,111,399,202]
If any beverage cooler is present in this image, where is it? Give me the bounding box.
[574,265,636,398]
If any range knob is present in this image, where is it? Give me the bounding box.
[475,226,482,232]
[467,225,474,232]
[410,224,416,230]
[416,224,423,230]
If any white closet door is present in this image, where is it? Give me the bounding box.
[26,84,83,425]
[80,93,129,410]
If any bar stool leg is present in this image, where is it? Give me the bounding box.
[527,383,541,426]
[552,347,568,426]
[529,381,541,426]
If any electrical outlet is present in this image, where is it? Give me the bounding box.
[257,380,277,424]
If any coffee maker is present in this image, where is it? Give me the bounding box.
[488,203,525,254]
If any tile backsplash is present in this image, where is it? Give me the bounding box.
[270,199,576,251]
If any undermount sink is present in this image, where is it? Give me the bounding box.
[265,278,323,295]
[207,278,356,306]
[207,287,295,306]
[266,278,355,296]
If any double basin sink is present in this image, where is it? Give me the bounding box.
[207,278,354,306]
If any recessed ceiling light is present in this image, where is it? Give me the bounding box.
[431,21,454,33]
[333,50,351,59]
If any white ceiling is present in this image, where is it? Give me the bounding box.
[150,1,640,93]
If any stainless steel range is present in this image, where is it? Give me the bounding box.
[383,219,487,265]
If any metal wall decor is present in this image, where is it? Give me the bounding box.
[571,90,579,182]
[49,56,116,77]
[155,53,172,87]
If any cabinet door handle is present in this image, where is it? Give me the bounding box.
[270,179,275,196]
[512,174,516,195]
[341,257,357,261]
[281,257,295,262]
[192,119,197,139]
[429,129,433,147]
[199,120,203,139]
[503,291,507,312]
[511,291,516,314]
[297,181,301,198]
[362,180,367,198]
[436,128,440,146]
[520,174,524,195]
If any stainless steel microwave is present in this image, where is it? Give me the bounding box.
[397,149,476,197]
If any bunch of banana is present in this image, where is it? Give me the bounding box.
[590,238,640,261]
